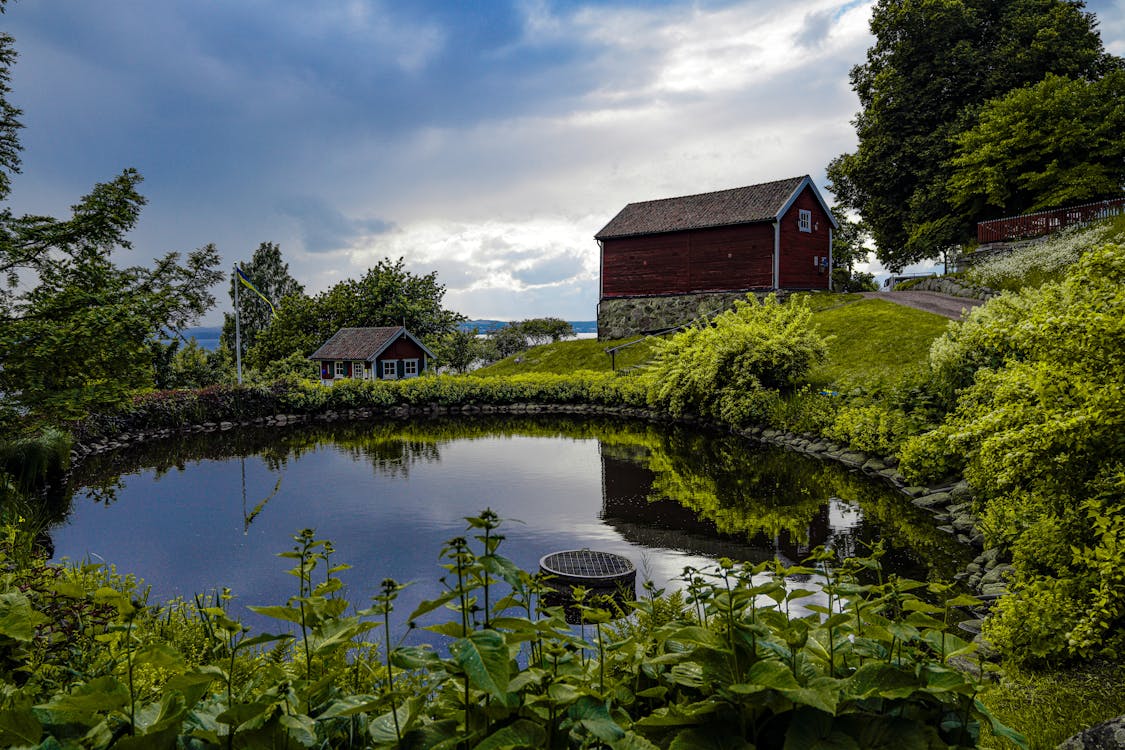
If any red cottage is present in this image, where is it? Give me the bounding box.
[595,176,838,338]
[309,327,436,385]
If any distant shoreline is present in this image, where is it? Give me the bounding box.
[181,321,597,352]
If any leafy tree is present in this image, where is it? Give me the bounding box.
[219,241,304,359]
[948,71,1125,220]
[513,317,574,346]
[830,218,878,292]
[0,171,222,420]
[247,257,463,368]
[485,318,575,361]
[0,9,223,422]
[435,327,491,374]
[828,0,1115,270]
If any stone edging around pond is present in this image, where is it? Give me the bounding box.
[68,401,1010,603]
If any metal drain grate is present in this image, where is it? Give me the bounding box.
[539,549,635,583]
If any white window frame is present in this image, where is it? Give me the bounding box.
[798,209,812,233]
[403,358,419,378]
[334,361,347,378]
[381,359,399,380]
[352,361,365,379]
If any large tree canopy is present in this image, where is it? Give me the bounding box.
[948,71,1125,218]
[828,0,1115,270]
[247,257,463,368]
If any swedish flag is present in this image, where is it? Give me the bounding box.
[236,266,275,314]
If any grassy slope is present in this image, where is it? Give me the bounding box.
[473,335,662,376]
[807,297,952,390]
[477,293,952,390]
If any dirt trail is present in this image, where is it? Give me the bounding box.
[859,290,985,320]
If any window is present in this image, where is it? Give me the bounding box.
[798,209,812,233]
[403,359,419,378]
[334,361,347,378]
[382,360,398,380]
[353,361,365,379]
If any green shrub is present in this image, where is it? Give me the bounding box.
[645,294,827,424]
[902,243,1125,663]
[824,403,917,456]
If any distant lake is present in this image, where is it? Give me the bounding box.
[181,322,598,351]
[57,416,970,639]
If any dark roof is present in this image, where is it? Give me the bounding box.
[595,176,810,240]
[309,327,434,361]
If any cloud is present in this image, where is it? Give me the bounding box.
[276,196,394,255]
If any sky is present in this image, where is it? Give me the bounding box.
[6,0,1125,325]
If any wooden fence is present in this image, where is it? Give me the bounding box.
[977,197,1125,243]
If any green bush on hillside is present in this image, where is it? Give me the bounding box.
[644,294,827,425]
[902,243,1125,663]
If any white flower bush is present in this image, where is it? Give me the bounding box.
[966,220,1121,291]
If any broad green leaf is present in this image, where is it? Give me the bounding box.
[844,715,936,750]
[0,708,41,746]
[234,632,295,652]
[407,591,460,622]
[547,683,582,705]
[921,630,977,660]
[569,696,625,742]
[400,719,460,750]
[392,645,442,670]
[369,697,424,744]
[779,677,840,715]
[134,643,185,672]
[633,707,704,728]
[976,698,1029,750]
[920,666,973,695]
[846,662,920,700]
[611,730,663,750]
[480,554,524,589]
[668,626,725,649]
[489,616,539,634]
[245,604,303,624]
[670,726,753,750]
[472,718,546,750]
[279,713,317,746]
[426,621,470,638]
[318,694,382,719]
[747,659,800,690]
[902,600,943,614]
[37,676,128,714]
[0,592,37,642]
[453,630,510,700]
[782,707,857,750]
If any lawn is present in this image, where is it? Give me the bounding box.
[478,293,953,390]
[473,334,663,376]
[807,296,952,391]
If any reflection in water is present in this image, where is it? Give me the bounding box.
[53,416,970,635]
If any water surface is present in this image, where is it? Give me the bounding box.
[57,416,968,635]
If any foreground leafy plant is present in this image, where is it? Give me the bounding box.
[0,511,1024,748]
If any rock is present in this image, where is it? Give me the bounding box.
[919,492,952,507]
[1057,716,1125,749]
[903,486,928,497]
[952,514,976,532]
[839,452,867,467]
[861,458,886,473]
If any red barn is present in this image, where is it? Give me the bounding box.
[595,176,838,338]
[309,327,435,385]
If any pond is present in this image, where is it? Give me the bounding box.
[54,416,970,637]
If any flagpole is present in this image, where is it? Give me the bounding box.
[234,265,243,385]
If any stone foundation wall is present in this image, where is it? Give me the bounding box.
[598,291,783,340]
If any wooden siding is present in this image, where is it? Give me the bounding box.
[601,223,775,297]
[778,185,832,290]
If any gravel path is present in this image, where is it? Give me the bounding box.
[860,290,985,320]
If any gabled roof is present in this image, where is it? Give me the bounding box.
[308,327,436,361]
[594,175,838,240]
